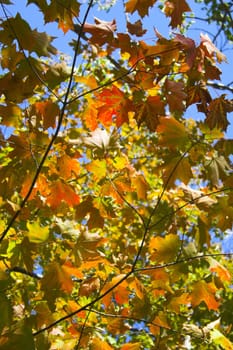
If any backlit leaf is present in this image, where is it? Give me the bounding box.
[157,116,189,149]
[200,33,227,63]
[42,261,74,293]
[46,180,80,209]
[26,219,49,243]
[57,154,80,180]
[149,234,180,262]
[208,258,231,282]
[191,281,219,310]
[86,159,107,182]
[210,329,233,350]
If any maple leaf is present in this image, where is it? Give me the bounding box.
[125,0,157,17]
[82,96,99,131]
[57,154,80,180]
[200,33,227,63]
[102,275,129,307]
[167,293,190,313]
[43,0,80,33]
[127,20,147,37]
[90,337,113,350]
[136,95,165,130]
[34,100,59,129]
[180,184,217,210]
[210,329,233,350]
[42,262,74,293]
[164,0,191,28]
[120,343,141,350]
[1,44,24,71]
[149,234,180,263]
[0,103,22,127]
[206,95,233,131]
[97,85,132,127]
[208,257,231,283]
[46,180,80,209]
[157,116,189,149]
[86,159,107,182]
[174,34,196,70]
[34,301,54,328]
[76,196,104,229]
[164,79,186,112]
[191,281,219,310]
[81,17,117,45]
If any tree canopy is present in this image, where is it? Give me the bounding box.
[0,0,233,349]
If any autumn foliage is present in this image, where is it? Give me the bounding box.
[0,0,233,349]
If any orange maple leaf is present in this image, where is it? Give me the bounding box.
[97,85,132,127]
[46,180,80,209]
[191,281,219,310]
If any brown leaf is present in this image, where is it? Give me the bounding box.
[127,20,147,36]
[164,0,191,28]
[206,95,233,131]
[180,184,217,210]
[164,79,186,112]
[83,17,117,45]
[136,95,165,130]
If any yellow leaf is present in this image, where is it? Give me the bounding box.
[26,219,49,243]
[74,75,98,89]
[86,159,107,181]
[210,329,233,350]
[149,234,180,263]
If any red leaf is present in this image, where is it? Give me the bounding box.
[97,85,132,127]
